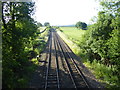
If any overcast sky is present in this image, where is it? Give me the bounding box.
[33,0,100,26]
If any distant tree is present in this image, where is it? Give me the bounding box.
[75,21,81,29]
[44,22,50,27]
[75,21,87,30]
[82,22,87,29]
[37,22,42,27]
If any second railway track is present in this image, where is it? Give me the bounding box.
[42,28,90,89]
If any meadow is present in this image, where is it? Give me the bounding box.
[59,27,86,44]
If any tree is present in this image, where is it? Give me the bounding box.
[2,2,38,88]
[44,22,50,27]
[37,22,42,27]
[80,0,120,87]
[82,22,87,29]
[75,21,87,30]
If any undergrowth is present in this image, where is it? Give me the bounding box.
[84,60,119,88]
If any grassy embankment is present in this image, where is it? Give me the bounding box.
[57,27,117,87]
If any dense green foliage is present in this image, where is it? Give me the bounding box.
[79,1,120,87]
[37,22,43,27]
[2,2,47,88]
[75,21,87,30]
[44,22,50,27]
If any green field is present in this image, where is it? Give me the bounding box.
[59,27,86,44]
[57,27,87,56]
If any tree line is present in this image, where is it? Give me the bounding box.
[2,1,41,88]
[79,0,120,87]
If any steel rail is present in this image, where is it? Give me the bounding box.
[54,31,77,89]
[44,29,61,89]
[56,32,90,88]
[53,30,60,89]
[44,29,90,89]
[45,29,52,90]
[55,31,90,88]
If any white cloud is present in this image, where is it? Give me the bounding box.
[33,0,100,25]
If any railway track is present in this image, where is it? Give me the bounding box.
[43,29,60,89]
[42,28,90,89]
